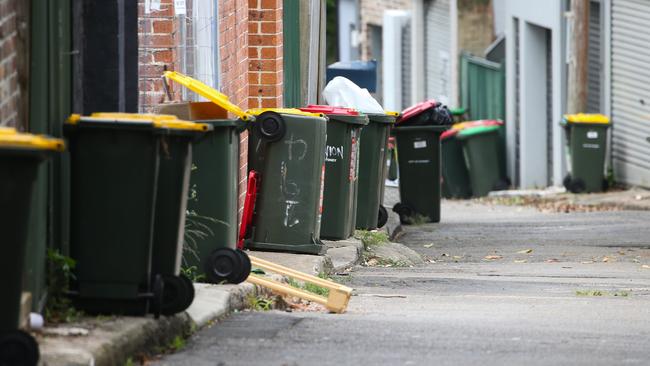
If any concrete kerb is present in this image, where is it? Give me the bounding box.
[38,240,364,366]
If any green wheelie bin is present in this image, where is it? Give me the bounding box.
[0,128,63,366]
[355,112,398,230]
[246,108,328,254]
[449,107,468,124]
[163,71,253,286]
[65,113,200,316]
[299,105,368,240]
[456,124,505,197]
[561,114,611,193]
[440,128,472,199]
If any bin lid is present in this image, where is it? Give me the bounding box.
[449,107,467,116]
[366,111,398,124]
[247,108,324,118]
[399,100,437,124]
[440,129,459,140]
[562,113,610,124]
[300,105,360,116]
[456,124,500,139]
[0,128,65,151]
[452,119,503,130]
[68,113,209,132]
[164,71,253,121]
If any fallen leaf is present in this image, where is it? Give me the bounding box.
[642,265,650,269]
[423,243,434,248]
[441,253,449,257]
[602,257,610,262]
[618,251,626,255]
[452,256,463,260]
[517,249,533,254]
[581,261,594,264]
[484,255,503,260]
[545,258,560,263]
[632,258,641,263]
[514,259,527,263]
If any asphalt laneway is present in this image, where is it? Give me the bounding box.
[155,197,650,366]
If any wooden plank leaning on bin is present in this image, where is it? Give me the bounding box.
[245,256,353,314]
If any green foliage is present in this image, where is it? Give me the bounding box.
[45,249,83,323]
[354,230,389,249]
[286,273,330,297]
[403,213,431,226]
[246,294,275,311]
[168,336,186,352]
[180,265,206,283]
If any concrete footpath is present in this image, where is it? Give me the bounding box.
[38,238,363,366]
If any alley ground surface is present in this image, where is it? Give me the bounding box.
[155,189,650,365]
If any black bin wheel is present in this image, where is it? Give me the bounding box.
[377,205,389,229]
[256,111,286,142]
[151,274,164,319]
[392,203,413,225]
[0,330,40,366]
[232,249,252,284]
[160,274,195,316]
[205,248,245,284]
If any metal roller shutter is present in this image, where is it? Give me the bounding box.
[587,1,601,113]
[611,0,650,187]
[424,0,451,103]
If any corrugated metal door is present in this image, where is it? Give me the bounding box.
[611,0,650,187]
[424,0,451,103]
[587,1,601,113]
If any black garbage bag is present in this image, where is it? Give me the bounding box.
[398,100,453,126]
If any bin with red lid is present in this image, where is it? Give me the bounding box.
[300,105,369,240]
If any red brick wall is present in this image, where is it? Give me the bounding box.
[0,0,19,128]
[248,0,283,108]
[138,0,284,222]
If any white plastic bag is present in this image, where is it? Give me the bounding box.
[322,77,384,114]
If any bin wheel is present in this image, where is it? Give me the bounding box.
[151,274,164,319]
[160,275,194,316]
[563,174,573,191]
[377,205,389,229]
[178,274,196,310]
[205,248,244,284]
[492,179,510,191]
[602,178,609,191]
[392,203,413,225]
[568,177,586,194]
[232,249,252,284]
[0,330,40,366]
[256,111,286,142]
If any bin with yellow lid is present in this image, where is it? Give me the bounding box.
[246,107,329,254]
[0,129,64,365]
[164,71,254,284]
[560,114,611,193]
[64,113,206,316]
[355,111,398,230]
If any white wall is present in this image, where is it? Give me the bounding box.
[504,0,567,188]
[338,0,360,62]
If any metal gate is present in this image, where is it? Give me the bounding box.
[611,0,650,187]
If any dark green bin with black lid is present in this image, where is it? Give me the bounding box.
[0,128,64,366]
[561,114,611,193]
[247,108,328,254]
[355,111,398,230]
[440,128,472,199]
[65,113,205,316]
[300,105,368,240]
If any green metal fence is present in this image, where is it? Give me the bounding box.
[459,53,505,121]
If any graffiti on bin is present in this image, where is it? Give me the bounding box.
[325,145,344,163]
[284,133,307,161]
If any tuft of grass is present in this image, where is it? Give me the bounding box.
[354,230,389,249]
[180,265,206,283]
[246,294,275,311]
[403,213,430,226]
[286,275,330,297]
[168,336,186,352]
[124,358,135,366]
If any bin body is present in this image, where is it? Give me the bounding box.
[184,120,241,271]
[151,133,194,277]
[355,113,395,230]
[394,125,448,223]
[457,125,502,197]
[247,111,328,254]
[441,130,472,199]
[562,115,610,193]
[0,151,53,332]
[66,120,161,314]
[300,106,368,240]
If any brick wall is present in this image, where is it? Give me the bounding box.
[0,0,19,128]
[138,0,284,221]
[458,0,494,56]
[248,0,283,109]
[358,0,410,60]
